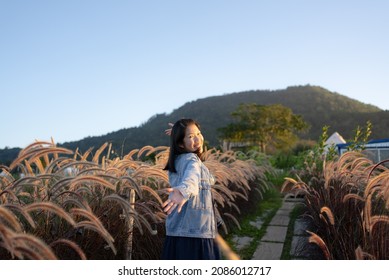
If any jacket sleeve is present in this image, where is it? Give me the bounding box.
[175,154,200,199]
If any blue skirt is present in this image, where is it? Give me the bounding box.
[161,236,221,260]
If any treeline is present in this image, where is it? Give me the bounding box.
[1,85,388,165]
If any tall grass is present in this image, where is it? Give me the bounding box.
[282,151,389,259]
[0,141,272,259]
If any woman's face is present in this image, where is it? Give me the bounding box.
[181,124,204,153]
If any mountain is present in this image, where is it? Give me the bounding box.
[1,85,388,165]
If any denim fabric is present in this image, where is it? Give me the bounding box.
[165,153,216,238]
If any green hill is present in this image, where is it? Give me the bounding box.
[1,85,388,165]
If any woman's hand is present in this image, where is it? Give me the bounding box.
[162,188,187,214]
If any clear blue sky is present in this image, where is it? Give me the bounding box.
[1,0,388,149]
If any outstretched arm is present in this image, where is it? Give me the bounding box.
[162,188,187,214]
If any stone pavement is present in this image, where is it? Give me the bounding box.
[230,196,325,260]
[249,196,324,260]
[251,198,300,259]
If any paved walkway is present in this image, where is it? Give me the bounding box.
[249,197,323,260]
[230,196,324,260]
[251,198,297,259]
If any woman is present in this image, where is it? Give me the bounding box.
[161,118,220,260]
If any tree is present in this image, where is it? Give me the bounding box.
[219,103,309,153]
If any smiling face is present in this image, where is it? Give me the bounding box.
[181,123,204,153]
[165,119,204,172]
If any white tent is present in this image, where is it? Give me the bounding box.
[324,132,346,153]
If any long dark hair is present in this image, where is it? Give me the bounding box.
[164,118,202,173]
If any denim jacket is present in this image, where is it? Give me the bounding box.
[165,152,217,238]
